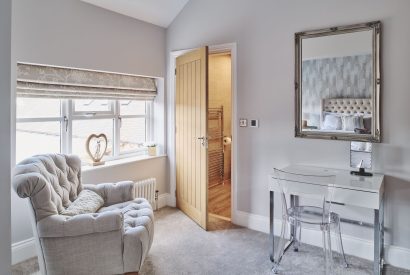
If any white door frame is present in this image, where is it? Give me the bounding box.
[167,43,238,222]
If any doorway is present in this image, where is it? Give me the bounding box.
[207,52,232,223]
[171,43,236,230]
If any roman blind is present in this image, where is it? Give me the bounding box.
[16,63,157,100]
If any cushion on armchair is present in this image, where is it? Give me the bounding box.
[61,189,104,216]
[84,181,135,206]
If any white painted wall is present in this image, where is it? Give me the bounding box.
[0,0,12,272]
[82,157,167,192]
[13,0,165,77]
[11,0,167,249]
[166,0,410,252]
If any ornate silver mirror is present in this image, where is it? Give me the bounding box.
[295,21,381,142]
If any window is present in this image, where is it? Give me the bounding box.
[119,100,149,154]
[73,99,113,114]
[16,98,151,164]
[16,98,62,163]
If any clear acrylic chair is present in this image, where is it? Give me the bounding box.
[272,168,348,274]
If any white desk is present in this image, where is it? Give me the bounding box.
[268,165,385,275]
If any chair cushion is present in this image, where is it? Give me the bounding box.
[61,190,104,216]
[98,198,154,233]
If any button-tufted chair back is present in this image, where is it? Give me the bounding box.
[13,154,82,221]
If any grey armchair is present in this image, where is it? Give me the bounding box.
[13,154,154,275]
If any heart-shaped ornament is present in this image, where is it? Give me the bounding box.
[85,133,108,165]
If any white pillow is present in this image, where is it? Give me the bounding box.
[322,113,342,130]
[61,190,104,216]
[342,115,364,131]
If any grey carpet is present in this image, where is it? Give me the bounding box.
[12,257,40,275]
[12,207,410,275]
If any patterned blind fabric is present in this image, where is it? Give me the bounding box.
[16,63,157,100]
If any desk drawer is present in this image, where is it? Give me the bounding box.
[269,176,380,210]
[333,188,380,209]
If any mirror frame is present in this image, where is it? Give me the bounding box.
[295,21,381,142]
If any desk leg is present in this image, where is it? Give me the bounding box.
[374,196,384,275]
[381,197,385,270]
[270,191,275,262]
[290,195,296,240]
[291,195,300,252]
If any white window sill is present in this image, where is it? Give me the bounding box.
[82,154,166,172]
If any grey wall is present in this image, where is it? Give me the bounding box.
[82,157,167,192]
[13,0,165,77]
[167,0,410,249]
[0,0,12,272]
[12,0,166,246]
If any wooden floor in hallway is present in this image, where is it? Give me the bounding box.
[208,179,231,219]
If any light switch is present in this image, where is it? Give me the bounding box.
[250,119,259,128]
[239,118,247,127]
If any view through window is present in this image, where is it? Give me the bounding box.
[16,98,150,163]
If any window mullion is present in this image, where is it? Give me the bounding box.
[70,114,117,120]
[65,100,73,154]
[117,115,146,119]
[16,117,61,123]
[146,101,153,142]
[60,100,67,154]
[113,100,120,157]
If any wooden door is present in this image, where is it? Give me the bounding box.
[176,47,208,229]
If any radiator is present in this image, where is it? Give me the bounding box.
[134,178,158,209]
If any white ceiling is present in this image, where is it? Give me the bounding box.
[81,0,190,28]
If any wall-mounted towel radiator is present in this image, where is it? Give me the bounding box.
[208,106,224,188]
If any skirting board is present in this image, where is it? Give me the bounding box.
[232,210,410,271]
[12,193,173,265]
[157,193,172,209]
[167,193,176,207]
[12,238,36,265]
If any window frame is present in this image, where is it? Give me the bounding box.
[72,99,115,116]
[16,98,153,163]
[115,100,152,156]
[15,99,63,163]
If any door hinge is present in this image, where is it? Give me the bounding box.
[175,68,177,75]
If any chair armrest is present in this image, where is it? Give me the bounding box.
[37,211,123,238]
[83,181,135,206]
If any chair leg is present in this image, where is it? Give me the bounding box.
[322,226,333,275]
[272,218,288,274]
[326,229,333,274]
[322,229,328,265]
[293,221,301,252]
[336,222,349,268]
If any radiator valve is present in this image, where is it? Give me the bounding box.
[155,190,159,211]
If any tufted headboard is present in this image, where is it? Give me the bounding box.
[322,98,372,116]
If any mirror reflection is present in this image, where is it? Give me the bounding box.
[301,30,373,135]
[350,141,372,169]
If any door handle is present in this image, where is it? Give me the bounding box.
[197,136,208,147]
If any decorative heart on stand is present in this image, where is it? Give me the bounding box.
[85,133,108,166]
